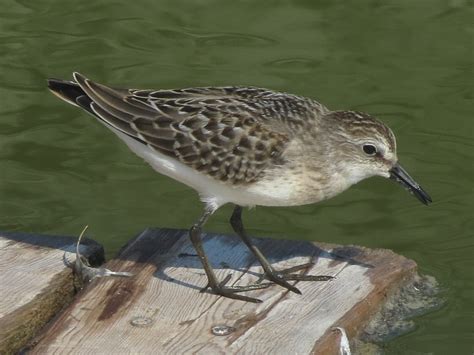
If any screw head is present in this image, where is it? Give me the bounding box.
[130,316,154,328]
[211,324,235,336]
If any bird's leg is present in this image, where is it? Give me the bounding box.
[189,208,271,303]
[230,206,333,294]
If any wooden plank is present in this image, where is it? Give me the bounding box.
[0,231,104,354]
[31,228,417,354]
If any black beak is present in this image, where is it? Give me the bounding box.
[389,163,432,205]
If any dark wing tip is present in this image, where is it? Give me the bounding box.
[47,78,71,91]
[47,77,86,107]
[416,186,433,205]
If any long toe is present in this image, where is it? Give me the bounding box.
[260,262,333,293]
[203,274,273,303]
[278,262,315,275]
[266,274,302,294]
[209,286,263,303]
[282,274,334,281]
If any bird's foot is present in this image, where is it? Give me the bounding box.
[258,262,334,294]
[200,274,272,303]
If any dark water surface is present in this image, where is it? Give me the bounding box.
[1,0,472,353]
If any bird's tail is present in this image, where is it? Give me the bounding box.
[47,77,94,114]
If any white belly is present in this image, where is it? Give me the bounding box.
[112,129,300,212]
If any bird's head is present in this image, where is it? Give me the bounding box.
[321,111,432,205]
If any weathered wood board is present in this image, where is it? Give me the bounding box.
[0,231,104,354]
[31,228,417,354]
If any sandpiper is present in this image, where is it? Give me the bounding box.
[48,73,431,303]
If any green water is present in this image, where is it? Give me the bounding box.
[1,0,472,353]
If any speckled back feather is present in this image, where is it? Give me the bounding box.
[70,73,328,184]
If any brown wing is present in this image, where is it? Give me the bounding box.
[72,73,291,184]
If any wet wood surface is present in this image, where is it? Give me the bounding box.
[0,231,104,354]
[31,228,417,354]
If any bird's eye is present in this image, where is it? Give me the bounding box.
[363,144,377,156]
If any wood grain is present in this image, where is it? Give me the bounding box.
[31,228,417,354]
[0,231,104,354]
